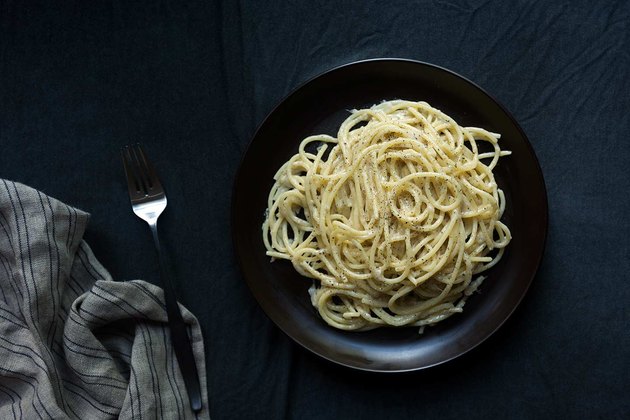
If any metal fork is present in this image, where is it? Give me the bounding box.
[121,144,202,413]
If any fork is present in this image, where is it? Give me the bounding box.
[121,144,202,413]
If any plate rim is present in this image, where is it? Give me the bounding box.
[231,57,549,372]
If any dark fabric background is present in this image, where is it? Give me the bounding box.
[1,1,629,419]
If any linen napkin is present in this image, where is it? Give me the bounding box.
[0,179,209,419]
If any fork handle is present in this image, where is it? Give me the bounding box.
[150,222,203,413]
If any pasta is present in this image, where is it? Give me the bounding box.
[262,100,511,332]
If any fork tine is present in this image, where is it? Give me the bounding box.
[133,143,163,193]
[128,144,150,195]
[121,145,143,197]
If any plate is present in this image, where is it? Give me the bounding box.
[232,58,548,372]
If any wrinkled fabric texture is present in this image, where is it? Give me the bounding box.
[0,1,629,419]
[0,180,209,419]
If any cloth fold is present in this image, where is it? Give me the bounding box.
[0,179,209,419]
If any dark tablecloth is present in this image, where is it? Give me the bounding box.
[1,1,628,419]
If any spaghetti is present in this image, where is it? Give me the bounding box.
[263,100,511,331]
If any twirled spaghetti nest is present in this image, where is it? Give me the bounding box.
[263,100,511,331]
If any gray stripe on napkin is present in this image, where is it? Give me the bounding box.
[0,180,209,419]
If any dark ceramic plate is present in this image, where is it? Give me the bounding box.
[232,59,548,372]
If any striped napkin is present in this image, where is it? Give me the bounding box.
[0,179,209,419]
